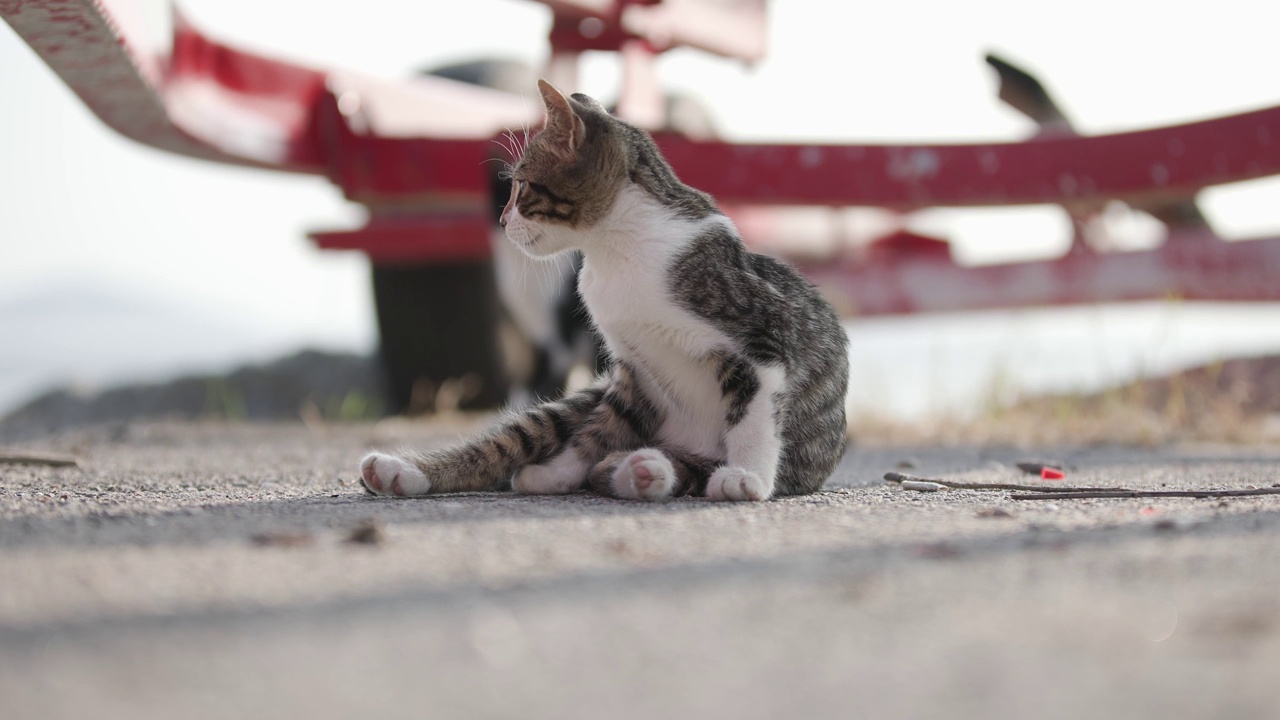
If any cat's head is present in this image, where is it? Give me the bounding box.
[501,80,630,257]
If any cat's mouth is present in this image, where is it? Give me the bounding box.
[504,222,544,250]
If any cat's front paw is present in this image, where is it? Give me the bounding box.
[705,467,771,502]
[360,453,431,497]
[612,448,676,502]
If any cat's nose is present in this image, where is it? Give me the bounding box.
[499,212,507,228]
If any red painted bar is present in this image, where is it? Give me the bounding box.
[168,14,328,170]
[321,108,1280,211]
[652,108,1280,210]
[310,216,494,265]
[325,136,495,204]
[801,232,1280,316]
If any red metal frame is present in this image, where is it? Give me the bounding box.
[310,108,1280,209]
[6,0,1280,316]
[167,13,328,171]
[802,228,1280,316]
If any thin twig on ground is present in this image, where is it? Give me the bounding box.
[1010,488,1280,501]
[883,472,1126,493]
[0,452,80,468]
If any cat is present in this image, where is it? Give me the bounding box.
[359,80,849,501]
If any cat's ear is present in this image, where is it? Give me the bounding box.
[537,79,586,158]
[570,92,605,112]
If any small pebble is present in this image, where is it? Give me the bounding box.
[346,519,384,545]
[1154,517,1199,532]
[915,542,964,559]
[251,531,314,548]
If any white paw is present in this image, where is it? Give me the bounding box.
[705,466,771,502]
[360,453,430,497]
[611,448,676,502]
[512,449,589,495]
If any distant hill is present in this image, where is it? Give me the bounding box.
[0,276,368,417]
[851,353,1280,447]
[0,350,383,440]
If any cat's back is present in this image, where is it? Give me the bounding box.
[670,222,847,366]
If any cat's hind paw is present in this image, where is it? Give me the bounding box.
[360,453,431,497]
[612,448,676,502]
[513,449,589,495]
[706,467,771,502]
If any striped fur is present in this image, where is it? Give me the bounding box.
[360,80,848,501]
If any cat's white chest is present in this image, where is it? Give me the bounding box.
[582,261,710,354]
[579,228,732,458]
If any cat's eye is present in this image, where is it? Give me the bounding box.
[515,179,528,194]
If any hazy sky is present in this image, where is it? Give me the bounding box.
[3,0,1280,414]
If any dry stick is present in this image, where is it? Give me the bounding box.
[884,472,1127,494]
[884,472,1280,501]
[0,452,80,468]
[1011,488,1280,501]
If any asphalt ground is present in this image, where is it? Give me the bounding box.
[2,419,1279,719]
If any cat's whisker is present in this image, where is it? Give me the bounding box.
[497,126,530,163]
[506,129,523,156]
[519,123,532,157]
[493,132,517,161]
[536,256,560,295]
[528,249,554,293]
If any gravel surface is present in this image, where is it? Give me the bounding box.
[2,419,1279,719]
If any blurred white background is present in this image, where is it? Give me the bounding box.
[3,0,1280,418]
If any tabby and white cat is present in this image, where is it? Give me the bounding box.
[360,80,848,501]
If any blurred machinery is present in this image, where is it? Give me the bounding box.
[5,0,1280,411]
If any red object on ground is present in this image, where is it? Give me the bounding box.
[1041,467,1066,480]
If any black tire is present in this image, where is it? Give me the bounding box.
[371,261,508,414]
